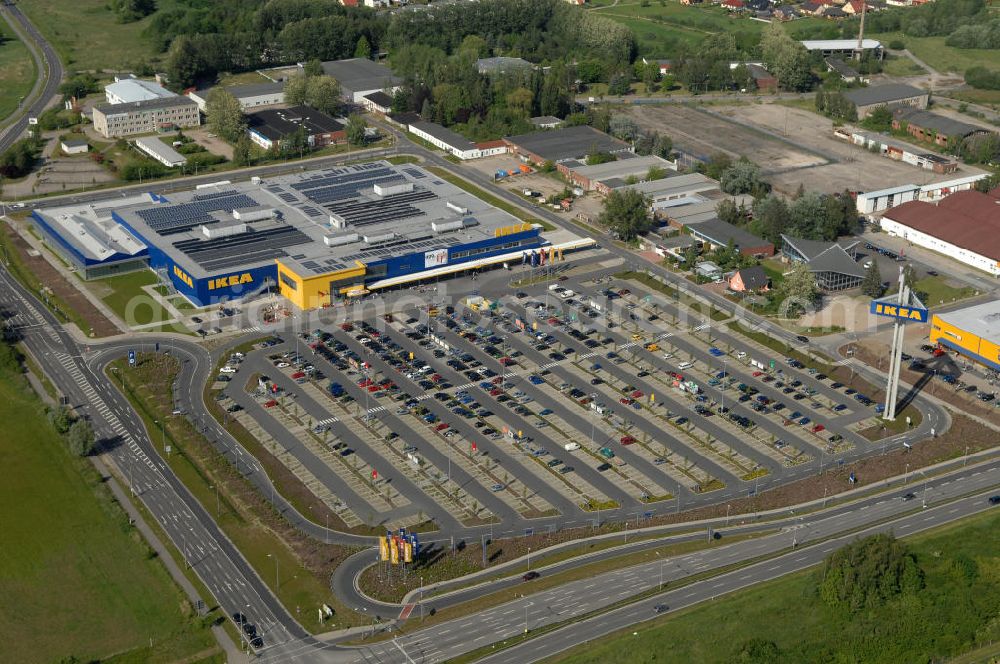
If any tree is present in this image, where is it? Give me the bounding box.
[819,533,923,615]
[284,74,309,106]
[59,74,99,100]
[346,114,368,146]
[720,158,769,197]
[716,199,742,226]
[355,35,372,59]
[761,23,814,92]
[608,71,631,96]
[734,639,781,664]
[700,152,732,180]
[586,151,616,165]
[205,88,246,144]
[67,419,96,457]
[646,165,668,181]
[598,189,651,241]
[113,0,156,23]
[303,59,325,77]
[775,262,818,316]
[233,135,255,167]
[164,35,203,89]
[47,406,74,434]
[683,244,700,269]
[862,260,884,297]
[304,76,342,115]
[861,105,893,132]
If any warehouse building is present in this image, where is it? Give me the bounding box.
[843,83,928,120]
[34,163,585,308]
[880,188,1000,276]
[855,174,988,214]
[315,58,402,102]
[29,194,151,279]
[133,136,186,168]
[504,126,632,166]
[247,105,346,150]
[188,81,286,112]
[801,39,884,59]
[92,96,201,138]
[929,301,1000,371]
[558,155,677,194]
[891,107,990,146]
[834,127,958,174]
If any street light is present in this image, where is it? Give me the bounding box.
[267,553,279,591]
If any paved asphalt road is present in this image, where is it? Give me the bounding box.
[0,2,62,153]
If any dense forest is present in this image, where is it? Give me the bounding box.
[150,0,635,89]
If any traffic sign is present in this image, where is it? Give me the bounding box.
[128,349,136,366]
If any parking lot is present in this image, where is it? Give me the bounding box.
[216,275,886,534]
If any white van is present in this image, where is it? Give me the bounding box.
[677,361,694,370]
[564,442,581,451]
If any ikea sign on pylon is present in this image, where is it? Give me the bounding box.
[870,301,929,323]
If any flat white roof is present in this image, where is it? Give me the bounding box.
[134,136,186,166]
[105,79,174,104]
[801,39,882,51]
[937,300,1000,344]
[858,184,919,199]
[35,197,150,262]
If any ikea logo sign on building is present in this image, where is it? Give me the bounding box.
[870,301,929,323]
[208,273,254,291]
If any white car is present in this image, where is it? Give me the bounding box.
[276,362,290,368]
[220,365,238,374]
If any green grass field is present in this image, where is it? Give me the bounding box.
[554,509,1000,664]
[0,355,216,663]
[0,16,36,122]
[86,270,168,327]
[17,0,167,71]
[873,32,1000,75]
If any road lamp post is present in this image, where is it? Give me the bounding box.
[267,553,279,591]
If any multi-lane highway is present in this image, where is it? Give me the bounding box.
[0,1,62,153]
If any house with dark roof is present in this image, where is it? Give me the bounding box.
[891,107,990,146]
[504,126,632,165]
[880,188,1000,276]
[688,220,775,257]
[247,105,346,150]
[825,58,865,83]
[362,91,394,116]
[728,266,770,292]
[781,235,865,290]
[843,83,928,119]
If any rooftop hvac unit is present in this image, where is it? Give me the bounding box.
[363,232,396,245]
[251,176,261,185]
[446,201,469,215]
[202,222,247,239]
[232,207,274,222]
[329,213,347,229]
[431,220,464,233]
[374,181,413,196]
[324,233,360,247]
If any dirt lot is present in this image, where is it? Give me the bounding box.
[1,221,119,337]
[623,103,987,196]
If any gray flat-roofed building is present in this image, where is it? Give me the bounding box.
[843,83,928,119]
[134,136,186,168]
[504,125,632,165]
[562,155,677,194]
[247,105,346,150]
[617,173,721,208]
[316,58,402,102]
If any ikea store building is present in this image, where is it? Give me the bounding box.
[31,162,589,309]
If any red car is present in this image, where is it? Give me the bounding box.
[340,323,354,332]
[490,388,503,396]
[752,371,763,377]
[670,372,684,381]
[812,424,826,433]
[619,397,634,405]
[264,400,278,408]
[367,385,381,392]
[499,357,515,366]
[547,317,560,325]
[491,376,504,385]
[631,390,644,399]
[620,435,636,445]
[435,422,450,431]
[291,371,306,379]
[932,347,945,357]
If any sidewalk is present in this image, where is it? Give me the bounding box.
[93,455,243,663]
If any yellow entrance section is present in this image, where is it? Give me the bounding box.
[275,259,366,310]
[929,314,980,356]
